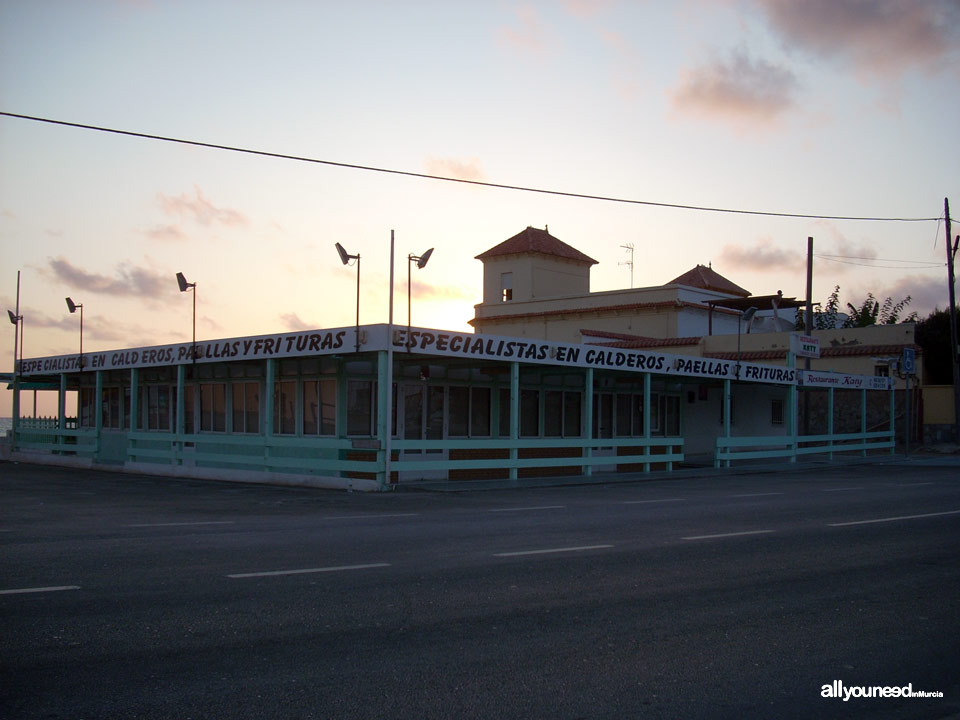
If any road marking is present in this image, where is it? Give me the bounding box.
[890,482,935,487]
[324,513,419,520]
[682,530,774,541]
[620,498,685,505]
[494,544,613,557]
[488,505,565,513]
[125,521,235,528]
[821,486,864,492]
[227,563,391,578]
[828,509,960,527]
[729,492,783,498]
[0,585,81,596]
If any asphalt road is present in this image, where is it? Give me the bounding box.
[1,458,959,719]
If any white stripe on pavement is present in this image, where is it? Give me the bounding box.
[620,498,685,505]
[828,509,960,527]
[494,544,613,557]
[125,521,235,528]
[682,530,774,541]
[227,563,391,578]
[729,492,783,498]
[488,505,565,513]
[821,487,864,492]
[324,514,419,520]
[0,585,81,596]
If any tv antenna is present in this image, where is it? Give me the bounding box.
[620,243,635,288]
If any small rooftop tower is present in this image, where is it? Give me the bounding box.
[475,226,598,304]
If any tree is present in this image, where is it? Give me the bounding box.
[915,309,958,384]
[796,286,918,330]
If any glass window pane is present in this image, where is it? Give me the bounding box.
[158,386,170,431]
[448,386,469,437]
[427,386,444,442]
[200,384,213,431]
[615,394,632,437]
[347,380,372,436]
[632,395,644,436]
[544,390,562,437]
[470,387,490,437]
[563,391,581,437]
[213,384,226,432]
[303,380,319,435]
[403,385,423,440]
[275,381,295,435]
[184,385,195,434]
[233,384,246,433]
[520,389,539,437]
[245,382,260,434]
[498,388,511,438]
[320,378,335,435]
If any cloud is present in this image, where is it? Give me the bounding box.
[394,279,475,302]
[499,5,554,56]
[279,313,313,331]
[46,257,171,297]
[561,0,615,18]
[719,237,803,271]
[424,157,486,182]
[157,186,247,227]
[756,0,960,77]
[864,274,945,318]
[673,50,799,125]
[143,224,188,242]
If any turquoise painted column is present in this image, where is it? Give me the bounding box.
[264,358,275,471]
[376,350,390,489]
[584,368,594,476]
[175,364,185,466]
[888,381,895,455]
[58,373,67,454]
[860,388,867,458]
[509,361,519,481]
[643,373,651,472]
[720,378,731,468]
[94,370,103,460]
[827,386,834,461]
[787,352,797,463]
[130,368,139,464]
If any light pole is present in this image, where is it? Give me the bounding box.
[406,248,434,351]
[335,244,361,353]
[65,297,84,369]
[735,306,758,380]
[176,272,197,359]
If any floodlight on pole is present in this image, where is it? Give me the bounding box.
[65,297,84,369]
[407,248,434,351]
[176,272,197,360]
[335,243,361,353]
[736,306,758,380]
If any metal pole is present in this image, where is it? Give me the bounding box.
[407,256,412,352]
[79,303,84,369]
[192,283,197,361]
[944,198,959,443]
[12,271,20,449]
[803,237,813,436]
[385,230,395,485]
[355,255,360,354]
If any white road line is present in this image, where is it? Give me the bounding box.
[890,482,935,487]
[494,544,613,557]
[488,505,565,513]
[324,513,419,520]
[828,509,960,527]
[821,487,864,492]
[125,521,235,528]
[620,498,685,505]
[227,563,391,579]
[682,530,774,541]
[729,492,784,498]
[0,585,81,596]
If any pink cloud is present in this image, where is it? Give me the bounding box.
[424,157,486,182]
[157,186,247,227]
[719,238,804,272]
[499,5,554,56]
[673,50,799,125]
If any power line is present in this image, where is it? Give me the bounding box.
[0,110,950,224]
[817,253,943,264]
[816,256,944,269]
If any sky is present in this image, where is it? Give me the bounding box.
[1,0,958,416]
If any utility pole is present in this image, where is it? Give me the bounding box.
[945,198,960,444]
[803,237,813,436]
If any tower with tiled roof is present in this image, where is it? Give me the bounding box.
[476,226,598,305]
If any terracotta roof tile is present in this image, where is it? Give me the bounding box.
[476,227,598,265]
[667,265,750,297]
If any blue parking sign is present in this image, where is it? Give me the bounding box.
[902,347,916,374]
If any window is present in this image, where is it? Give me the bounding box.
[347,380,375,436]
[302,379,335,436]
[719,395,736,427]
[874,364,890,377]
[233,382,261,434]
[184,385,195,434]
[520,389,540,437]
[498,388,512,437]
[500,272,513,302]
[545,390,582,437]
[615,393,632,437]
[101,387,123,429]
[79,387,95,428]
[771,398,784,425]
[146,385,172,431]
[470,387,491,436]
[200,383,227,432]
[563,391,582,437]
[662,395,680,436]
[448,386,469,437]
[273,381,296,435]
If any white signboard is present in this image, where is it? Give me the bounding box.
[799,370,892,390]
[790,333,821,358]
